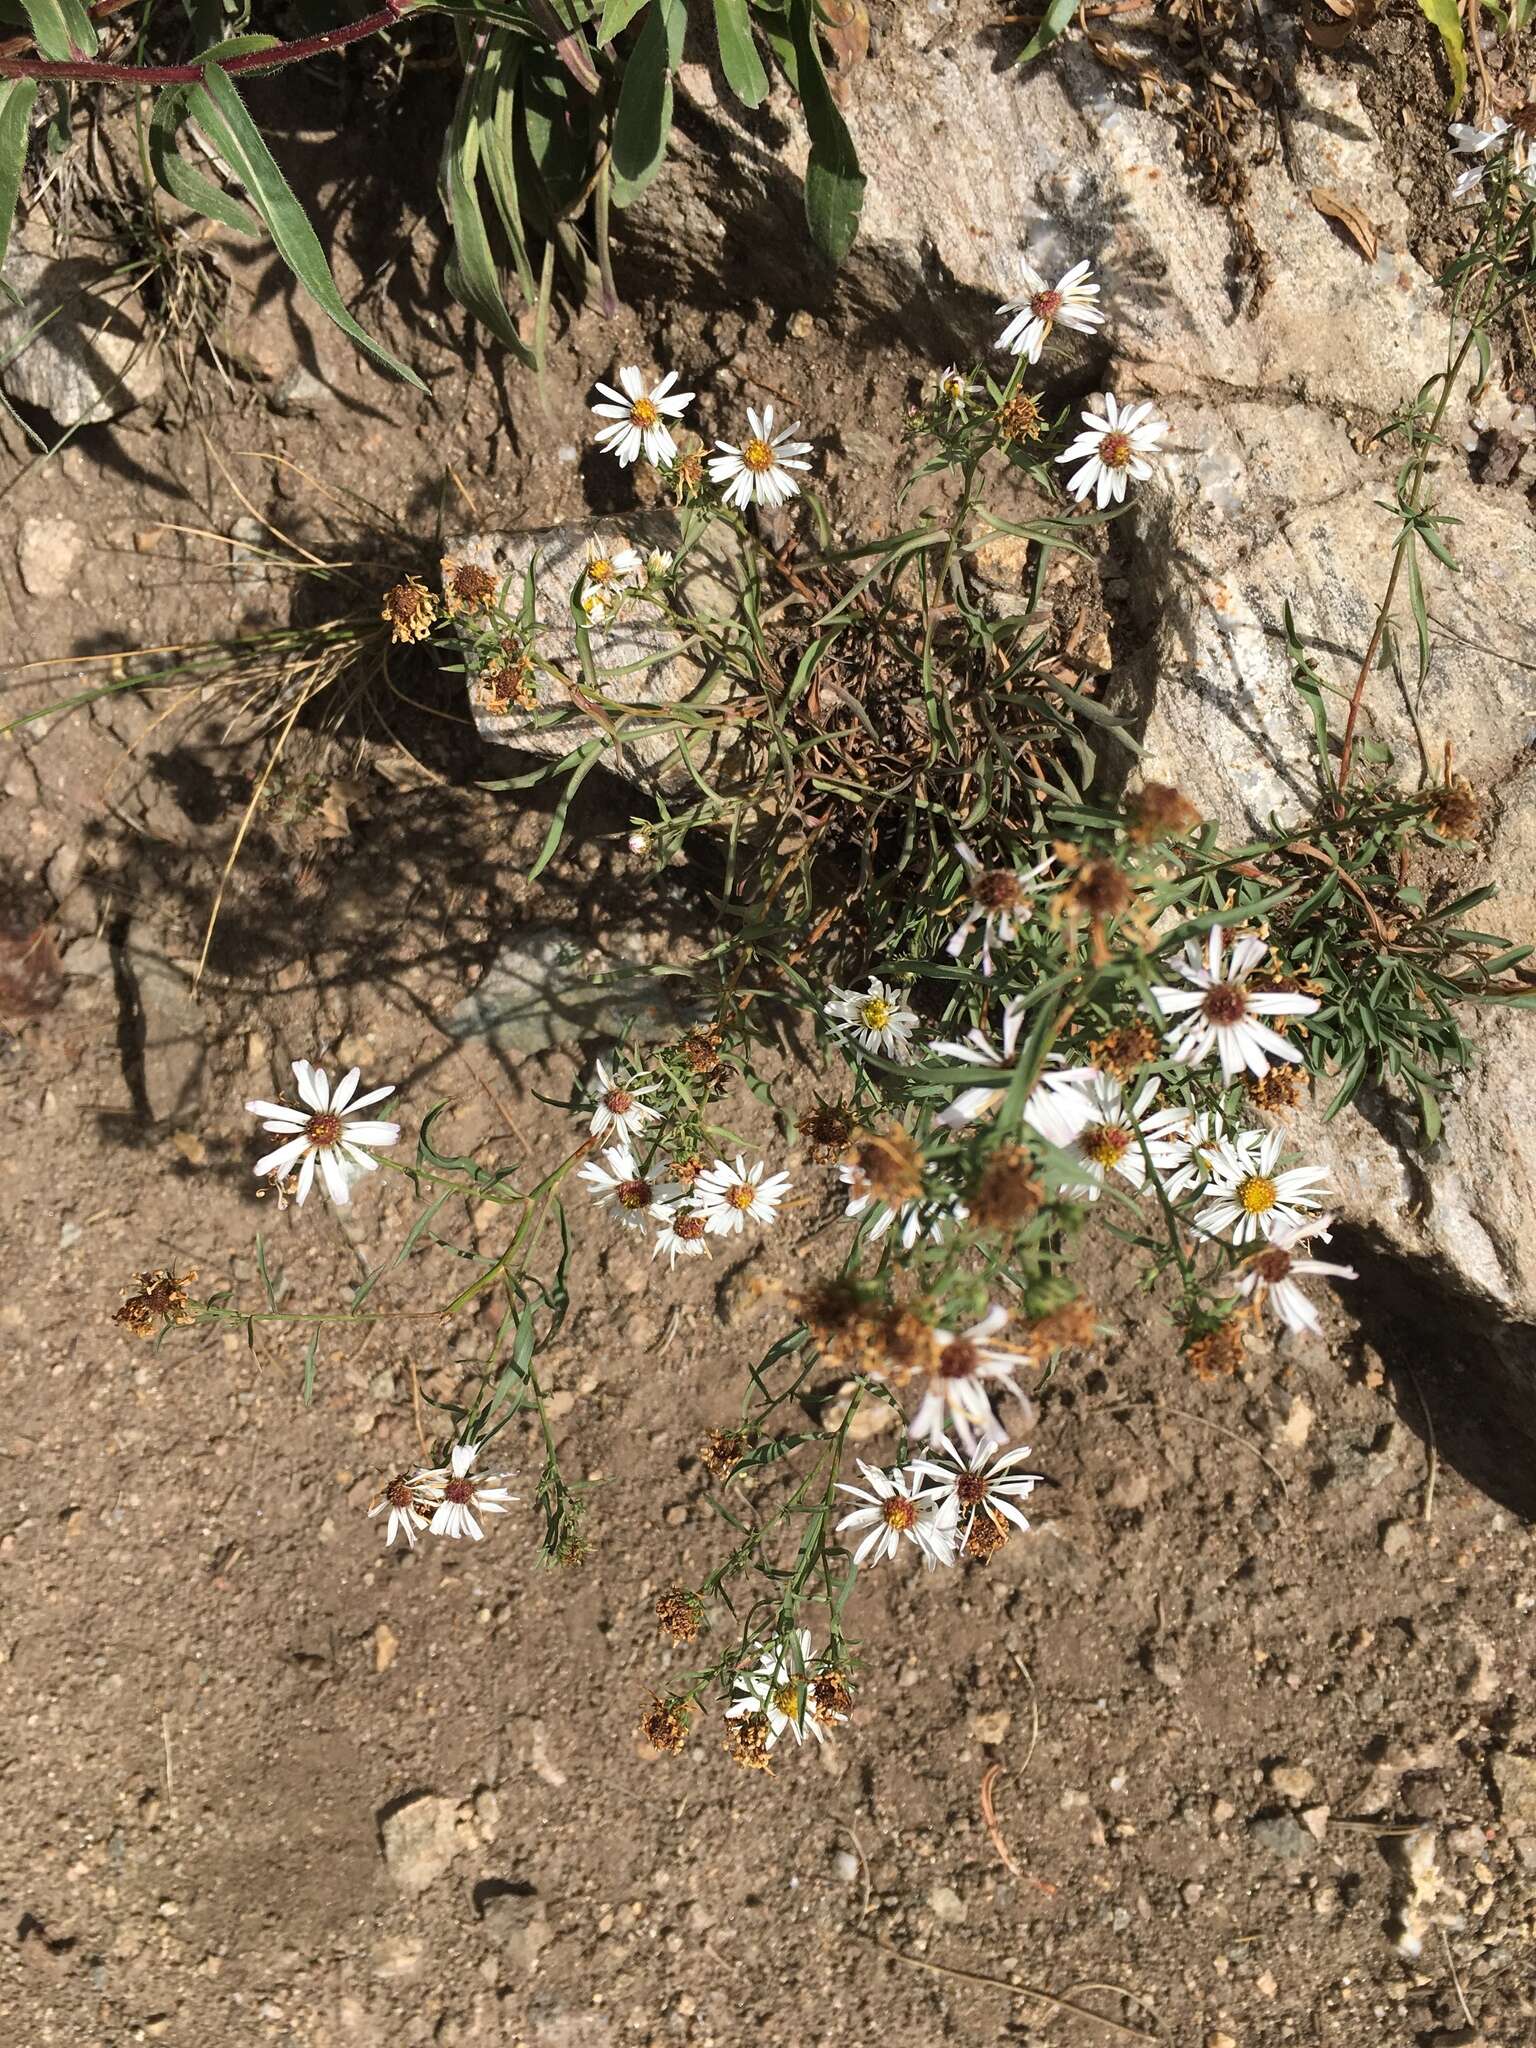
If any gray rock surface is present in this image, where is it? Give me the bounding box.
[446,922,706,1054]
[379,1793,459,1894]
[448,514,747,796]
[0,243,163,428]
[16,516,83,598]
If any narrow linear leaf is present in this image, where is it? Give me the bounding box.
[18,0,98,61]
[610,0,674,204]
[441,66,537,363]
[192,64,425,388]
[598,0,651,39]
[149,86,263,238]
[1412,0,1467,106]
[0,80,38,276]
[1015,0,1078,65]
[713,0,769,106]
[784,0,864,263]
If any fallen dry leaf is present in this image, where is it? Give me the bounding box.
[1310,187,1378,264]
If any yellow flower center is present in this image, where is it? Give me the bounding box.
[588,557,613,584]
[881,1496,918,1532]
[305,1112,343,1147]
[860,997,893,1031]
[1098,430,1132,470]
[942,374,966,398]
[725,1183,756,1211]
[742,436,775,473]
[1078,1122,1131,1168]
[771,1681,802,1718]
[630,396,659,427]
[1238,1173,1278,1215]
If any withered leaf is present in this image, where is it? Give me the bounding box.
[1310,187,1378,264]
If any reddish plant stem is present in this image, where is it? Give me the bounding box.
[0,0,416,84]
[0,0,138,62]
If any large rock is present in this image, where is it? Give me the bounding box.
[448,513,746,795]
[0,242,163,428]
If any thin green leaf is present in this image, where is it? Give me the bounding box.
[598,0,650,38]
[301,1324,320,1405]
[610,0,678,204]
[781,0,865,263]
[1015,0,1078,65]
[149,84,263,238]
[18,0,98,61]
[192,63,426,388]
[0,80,38,277]
[713,0,769,105]
[441,63,538,364]
[1413,0,1467,106]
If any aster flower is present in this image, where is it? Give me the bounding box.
[836,1460,958,1570]
[839,1173,967,1250]
[578,1142,667,1229]
[650,1200,713,1268]
[1232,1214,1357,1335]
[946,842,1048,975]
[996,256,1105,362]
[1057,393,1169,510]
[1155,1108,1229,1198]
[932,364,980,414]
[910,1434,1042,1546]
[579,536,643,627]
[368,1469,443,1550]
[908,1304,1029,1454]
[590,365,694,467]
[587,1056,662,1146]
[694,1154,792,1236]
[726,1629,840,1748]
[422,1441,517,1542]
[929,1000,1029,1129]
[1023,1070,1187,1200]
[708,405,812,510]
[1447,116,1515,200]
[825,976,920,1061]
[1148,928,1319,1081]
[245,1059,400,1206]
[1194,1128,1330,1246]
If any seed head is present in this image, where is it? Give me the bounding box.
[800,1097,856,1163]
[678,1025,725,1079]
[1184,1319,1247,1380]
[639,1700,691,1756]
[380,575,438,644]
[964,1514,1010,1563]
[440,557,499,617]
[1029,1297,1098,1355]
[113,1267,197,1339]
[967,1146,1043,1234]
[996,392,1044,443]
[672,446,705,501]
[481,656,537,714]
[1427,777,1481,841]
[725,1711,775,1772]
[699,1428,748,1481]
[1245,1062,1304,1113]
[812,1672,853,1723]
[1124,781,1201,845]
[842,1127,924,1208]
[655,1588,703,1644]
[1086,1020,1162,1080]
[876,1304,941,1384]
[669,1153,704,1192]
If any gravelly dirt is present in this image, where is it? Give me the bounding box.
[3,20,1536,2048]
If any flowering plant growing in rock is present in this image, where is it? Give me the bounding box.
[84,166,1536,1777]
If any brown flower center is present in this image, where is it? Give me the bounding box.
[617,1177,653,1210]
[1249,1246,1293,1283]
[385,1476,414,1510]
[1078,1121,1131,1168]
[1202,983,1249,1025]
[1098,430,1132,470]
[973,870,1024,912]
[603,1088,634,1116]
[305,1111,343,1147]
[742,436,775,473]
[444,1476,475,1505]
[673,1212,708,1243]
[938,1337,981,1381]
[1030,288,1063,320]
[630,396,659,427]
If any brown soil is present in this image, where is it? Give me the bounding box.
[3,19,1535,2048]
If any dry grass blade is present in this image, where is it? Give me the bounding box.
[851,1934,1159,2043]
[1309,187,1379,264]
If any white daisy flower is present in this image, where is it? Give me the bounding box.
[578,1142,667,1229]
[928,999,1029,1129]
[909,1304,1029,1454]
[579,536,643,627]
[245,1059,400,1206]
[1148,928,1319,1081]
[909,1434,1042,1546]
[645,547,674,579]
[1057,393,1169,510]
[933,364,980,413]
[1155,1108,1229,1198]
[726,1628,839,1748]
[368,1469,443,1549]
[836,1460,958,1570]
[590,365,694,467]
[1448,116,1510,200]
[707,404,812,510]
[1023,1069,1187,1200]
[587,1056,662,1146]
[1232,1213,1357,1335]
[839,1176,967,1249]
[996,256,1105,362]
[825,976,920,1061]
[422,1441,517,1542]
[650,1200,712,1268]
[694,1154,792,1236]
[1195,1128,1329,1246]
[946,841,1048,976]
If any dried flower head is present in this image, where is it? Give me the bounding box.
[964,1513,1010,1562]
[800,1097,857,1163]
[1184,1319,1248,1380]
[678,1025,725,1079]
[113,1266,197,1339]
[440,557,499,617]
[639,1699,691,1756]
[1245,1061,1304,1113]
[996,391,1044,443]
[481,657,538,714]
[1124,782,1201,845]
[1086,1020,1162,1080]
[796,1276,883,1372]
[724,1711,775,1772]
[671,445,706,501]
[1028,1297,1098,1356]
[1243,967,1316,1040]
[1057,847,1135,945]
[699,1428,748,1480]
[876,1304,942,1385]
[1513,101,1536,142]
[669,1153,704,1192]
[380,575,438,644]
[1427,778,1481,841]
[967,1146,1043,1234]
[655,1588,703,1643]
[842,1127,924,1209]
[812,1672,854,1724]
